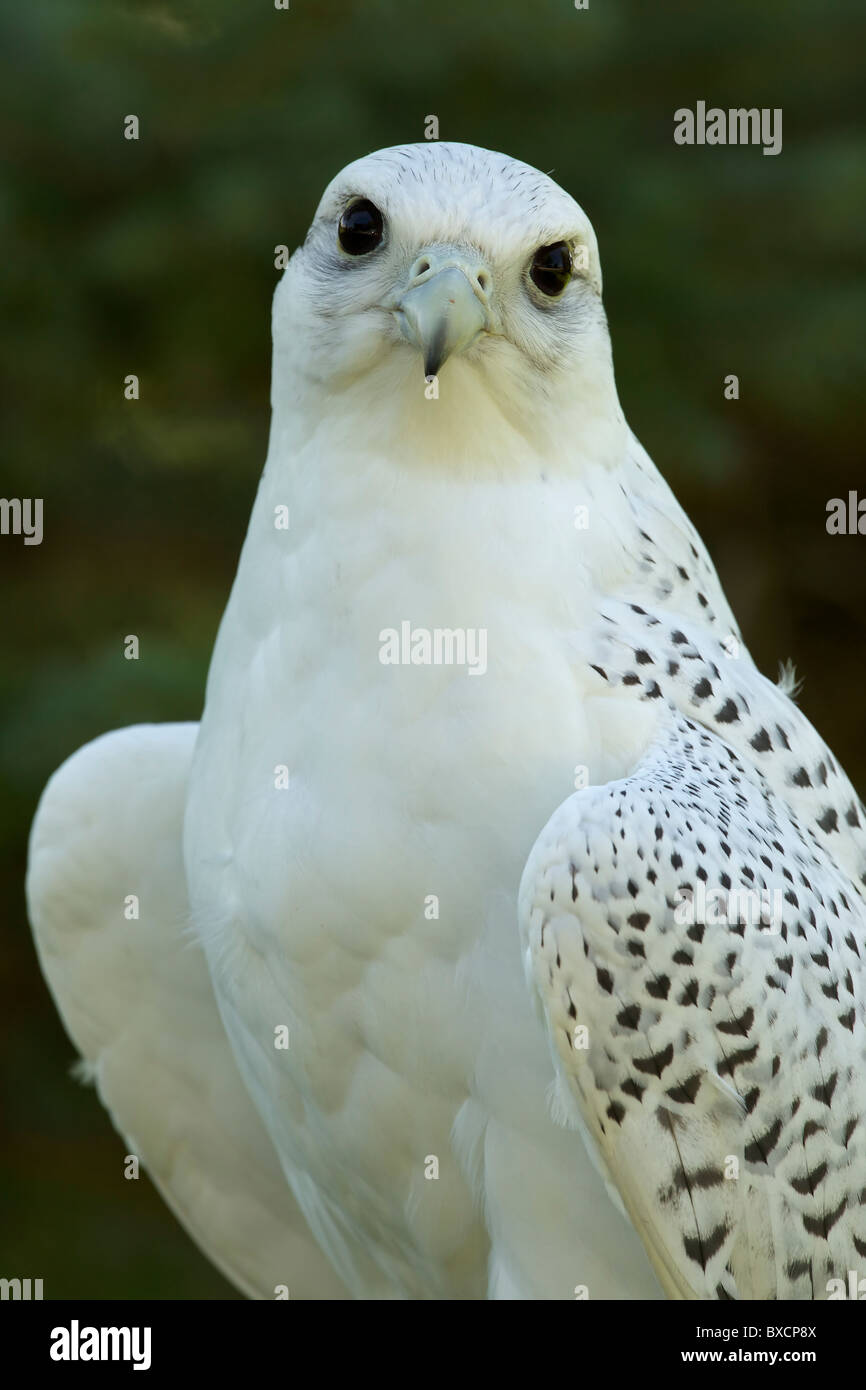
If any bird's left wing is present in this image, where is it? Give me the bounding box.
[27,723,349,1300]
[519,704,866,1300]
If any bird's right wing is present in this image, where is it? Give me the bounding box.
[519,708,866,1300]
[27,722,348,1300]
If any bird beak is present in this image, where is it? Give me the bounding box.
[395,249,491,378]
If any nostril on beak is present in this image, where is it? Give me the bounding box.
[408,256,432,285]
[474,268,490,299]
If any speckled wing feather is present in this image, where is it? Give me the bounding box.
[520,597,866,1300]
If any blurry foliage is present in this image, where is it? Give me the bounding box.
[1,0,863,1297]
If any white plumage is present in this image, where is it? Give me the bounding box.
[28,142,866,1300]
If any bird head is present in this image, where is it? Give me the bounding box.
[272,142,623,461]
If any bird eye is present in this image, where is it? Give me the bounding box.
[338,199,385,255]
[529,241,573,297]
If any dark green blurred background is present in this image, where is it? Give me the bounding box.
[1,0,863,1298]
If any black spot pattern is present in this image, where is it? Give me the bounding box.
[525,544,866,1298]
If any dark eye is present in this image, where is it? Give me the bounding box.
[529,241,572,297]
[338,199,384,255]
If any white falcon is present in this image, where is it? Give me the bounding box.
[27,142,866,1300]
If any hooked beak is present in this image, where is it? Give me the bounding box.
[394,249,492,378]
